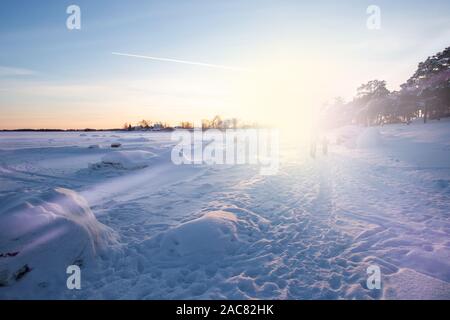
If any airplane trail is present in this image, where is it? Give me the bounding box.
[111,52,244,71]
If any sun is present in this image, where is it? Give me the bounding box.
[229,53,332,143]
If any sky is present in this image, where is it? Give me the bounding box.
[0,0,450,129]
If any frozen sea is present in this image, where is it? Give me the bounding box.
[0,120,449,299]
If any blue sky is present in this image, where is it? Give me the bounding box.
[1,0,450,129]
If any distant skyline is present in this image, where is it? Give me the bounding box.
[1,0,450,129]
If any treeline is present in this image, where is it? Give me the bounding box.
[200,116,260,130]
[123,120,173,131]
[322,47,450,127]
[123,115,260,131]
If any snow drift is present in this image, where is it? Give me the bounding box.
[118,137,151,143]
[94,150,157,170]
[0,188,117,292]
[160,211,240,257]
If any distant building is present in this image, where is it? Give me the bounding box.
[152,123,163,131]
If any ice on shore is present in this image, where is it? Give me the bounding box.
[0,188,117,293]
[93,150,157,170]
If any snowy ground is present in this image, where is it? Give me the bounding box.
[0,120,449,299]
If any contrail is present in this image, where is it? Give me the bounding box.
[111,52,244,71]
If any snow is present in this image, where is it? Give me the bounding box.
[332,125,382,149]
[0,188,117,297]
[0,123,449,299]
[94,150,157,170]
[356,127,382,149]
[158,211,239,258]
[117,137,151,143]
[384,268,450,300]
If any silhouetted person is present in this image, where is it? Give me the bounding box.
[310,133,318,159]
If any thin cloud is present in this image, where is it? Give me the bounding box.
[0,66,36,77]
[111,52,245,71]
